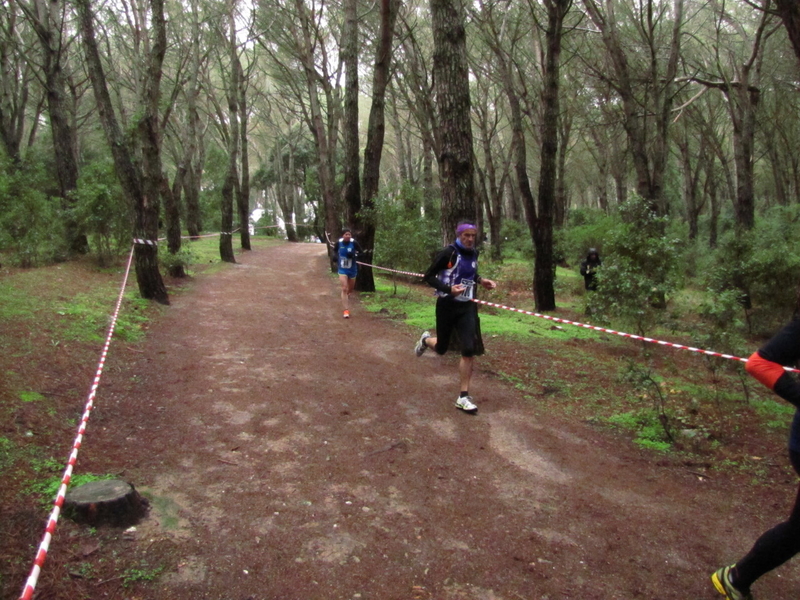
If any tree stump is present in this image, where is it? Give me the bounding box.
[64,480,149,527]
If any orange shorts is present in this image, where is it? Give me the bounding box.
[745,351,785,390]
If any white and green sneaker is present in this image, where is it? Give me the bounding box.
[455,395,478,413]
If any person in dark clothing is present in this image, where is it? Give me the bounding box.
[413,222,497,414]
[333,228,362,319]
[580,248,602,291]
[711,317,800,600]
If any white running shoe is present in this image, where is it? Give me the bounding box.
[414,331,431,357]
[455,395,478,413]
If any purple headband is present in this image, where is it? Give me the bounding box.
[456,223,478,235]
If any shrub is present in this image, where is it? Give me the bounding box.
[705,209,800,334]
[372,183,441,275]
[0,155,67,267]
[586,194,682,335]
[560,207,615,267]
[499,220,534,260]
[71,159,132,266]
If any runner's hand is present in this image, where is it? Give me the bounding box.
[481,279,497,291]
[451,284,467,296]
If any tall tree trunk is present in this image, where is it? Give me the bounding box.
[357,0,399,293]
[29,0,87,253]
[533,0,569,312]
[75,0,167,304]
[184,0,203,240]
[677,132,704,241]
[422,140,436,216]
[162,173,184,276]
[186,134,205,238]
[0,3,29,163]
[341,0,360,229]
[295,0,339,268]
[138,0,169,294]
[765,135,788,207]
[431,0,477,242]
[705,158,719,249]
[554,111,570,227]
[276,145,299,242]
[390,88,408,182]
[237,52,251,251]
[582,0,683,216]
[220,0,238,264]
[730,82,759,230]
[477,108,503,260]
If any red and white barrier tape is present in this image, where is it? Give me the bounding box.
[154,228,244,242]
[19,246,136,600]
[356,261,422,278]
[355,261,799,374]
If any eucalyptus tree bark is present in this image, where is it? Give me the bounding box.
[581,0,684,216]
[356,0,400,293]
[75,0,168,304]
[532,0,570,312]
[431,0,477,242]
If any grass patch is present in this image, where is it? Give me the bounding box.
[0,436,14,471]
[18,391,45,403]
[122,561,165,587]
[606,410,672,452]
[143,492,182,530]
[27,466,115,509]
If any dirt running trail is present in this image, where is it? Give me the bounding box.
[71,242,797,599]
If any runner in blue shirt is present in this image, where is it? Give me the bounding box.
[334,228,362,319]
[414,222,497,413]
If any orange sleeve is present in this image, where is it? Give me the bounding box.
[745,351,786,390]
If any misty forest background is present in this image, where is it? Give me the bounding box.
[3,0,800,350]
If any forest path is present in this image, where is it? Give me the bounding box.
[72,241,798,599]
